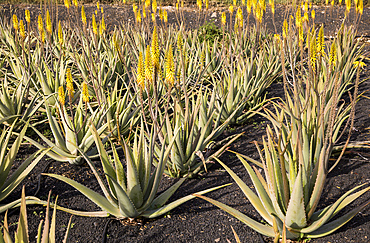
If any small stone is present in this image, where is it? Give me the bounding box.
[215,238,220,242]
[211,12,217,18]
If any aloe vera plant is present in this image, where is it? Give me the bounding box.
[44,123,228,219]
[0,121,48,211]
[154,87,242,178]
[212,46,280,125]
[24,95,110,165]
[1,187,73,243]
[195,22,370,241]
[0,76,44,129]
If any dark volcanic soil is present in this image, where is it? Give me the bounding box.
[0,3,370,243]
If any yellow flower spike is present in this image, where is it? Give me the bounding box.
[353,61,366,69]
[58,86,66,106]
[82,82,89,103]
[309,2,312,8]
[165,45,175,86]
[339,0,342,4]
[326,0,329,5]
[152,13,156,22]
[66,68,74,98]
[260,0,266,11]
[346,0,351,12]
[133,3,138,14]
[25,10,30,23]
[273,34,281,43]
[143,6,147,19]
[58,21,63,45]
[305,1,308,11]
[282,19,288,39]
[95,10,98,15]
[137,51,145,89]
[73,0,78,7]
[37,14,43,32]
[233,0,237,5]
[145,0,151,8]
[271,1,275,15]
[81,6,87,25]
[197,0,202,11]
[247,0,252,14]
[46,10,52,34]
[181,0,184,8]
[299,26,304,44]
[331,0,335,6]
[177,32,183,53]
[296,7,302,28]
[92,14,98,35]
[136,10,142,23]
[252,0,257,10]
[329,41,337,67]
[311,9,315,20]
[317,26,325,56]
[12,14,19,31]
[221,12,226,26]
[176,3,179,10]
[242,0,246,5]
[152,0,157,13]
[206,0,209,10]
[19,20,25,39]
[159,8,163,20]
[151,26,159,71]
[229,5,234,15]
[41,29,45,43]
[101,7,104,14]
[97,1,100,10]
[359,0,363,14]
[64,0,70,9]
[236,7,243,21]
[164,10,168,23]
[304,12,309,23]
[310,36,317,71]
[101,15,106,31]
[144,45,153,85]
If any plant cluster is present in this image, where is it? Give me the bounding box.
[0,0,368,242]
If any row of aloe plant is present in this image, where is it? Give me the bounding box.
[0,0,368,242]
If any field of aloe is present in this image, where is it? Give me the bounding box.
[0,0,369,242]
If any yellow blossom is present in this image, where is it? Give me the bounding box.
[46,10,52,34]
[58,21,63,45]
[81,6,87,25]
[64,0,70,9]
[58,86,66,106]
[92,14,98,35]
[82,82,89,103]
[221,12,226,26]
[66,68,74,98]
[25,10,30,23]
[19,20,25,39]
[12,14,18,31]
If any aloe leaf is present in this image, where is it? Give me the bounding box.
[301,183,368,233]
[307,200,370,238]
[16,187,29,243]
[105,174,139,218]
[146,178,186,211]
[44,173,121,217]
[62,216,73,243]
[123,141,143,209]
[144,183,231,218]
[0,149,49,202]
[194,194,275,237]
[285,166,307,229]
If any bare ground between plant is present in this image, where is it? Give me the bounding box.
[0,4,370,243]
